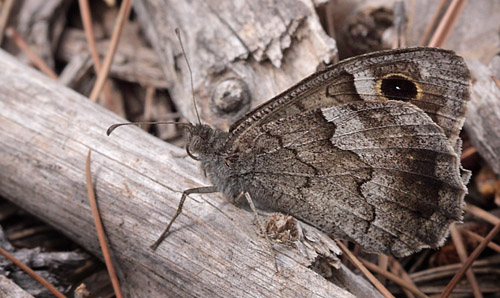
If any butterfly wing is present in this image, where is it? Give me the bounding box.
[227,47,470,152]
[228,101,465,256]
[223,47,469,256]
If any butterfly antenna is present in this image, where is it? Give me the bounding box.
[106,121,188,136]
[175,28,201,125]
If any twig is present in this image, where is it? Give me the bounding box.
[450,225,483,298]
[465,204,500,225]
[410,258,497,283]
[89,0,132,102]
[8,225,53,241]
[78,0,115,105]
[359,258,428,298]
[78,0,102,70]
[0,0,14,45]
[441,221,500,297]
[335,241,395,298]
[419,0,448,46]
[325,1,336,38]
[141,86,156,132]
[427,0,468,47]
[461,228,500,254]
[378,254,389,285]
[0,246,67,298]
[392,1,407,49]
[389,257,417,298]
[85,150,124,298]
[5,27,58,79]
[492,75,500,90]
[461,146,478,162]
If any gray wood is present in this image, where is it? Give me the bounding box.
[7,0,71,67]
[133,0,337,129]
[465,60,500,175]
[0,49,367,297]
[56,28,169,89]
[329,0,500,63]
[0,275,34,298]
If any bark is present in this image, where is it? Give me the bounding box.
[465,60,500,175]
[0,275,33,298]
[133,0,337,128]
[0,0,392,296]
[0,49,365,297]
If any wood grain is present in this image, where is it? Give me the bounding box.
[133,0,338,129]
[0,48,365,297]
[465,60,500,175]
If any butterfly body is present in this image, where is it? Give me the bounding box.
[185,47,470,257]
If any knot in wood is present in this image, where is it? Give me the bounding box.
[212,78,250,114]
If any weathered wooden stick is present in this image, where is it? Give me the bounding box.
[0,49,364,297]
[132,0,338,129]
[465,60,500,175]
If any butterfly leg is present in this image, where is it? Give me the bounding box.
[150,186,217,250]
[236,191,278,272]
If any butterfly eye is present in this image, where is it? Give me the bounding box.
[377,74,420,101]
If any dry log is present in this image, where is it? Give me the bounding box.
[0,275,33,298]
[465,60,500,175]
[330,0,500,62]
[133,0,337,129]
[6,0,71,67]
[56,28,169,89]
[0,48,384,296]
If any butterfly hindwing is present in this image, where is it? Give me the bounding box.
[186,47,470,256]
[227,100,465,256]
[218,47,469,256]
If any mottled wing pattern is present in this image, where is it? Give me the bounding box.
[229,101,465,256]
[224,47,469,256]
[227,47,470,152]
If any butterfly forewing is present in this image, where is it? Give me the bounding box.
[227,100,465,256]
[226,47,470,153]
[220,47,469,256]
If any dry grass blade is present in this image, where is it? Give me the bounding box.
[0,246,67,298]
[392,1,407,49]
[389,257,417,298]
[449,225,483,298]
[78,0,102,70]
[325,1,336,39]
[441,221,500,297]
[426,0,468,47]
[78,0,115,106]
[461,146,478,162]
[89,0,132,102]
[85,150,124,298]
[359,258,428,298]
[461,228,500,254]
[492,75,500,90]
[378,254,389,284]
[335,241,395,298]
[465,204,500,225]
[5,27,58,79]
[141,86,156,132]
[419,0,448,46]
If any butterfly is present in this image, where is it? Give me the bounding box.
[150,47,470,257]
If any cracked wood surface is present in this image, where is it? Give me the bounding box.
[0,48,363,297]
[0,1,389,296]
[133,0,337,129]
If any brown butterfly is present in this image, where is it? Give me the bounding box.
[112,47,470,257]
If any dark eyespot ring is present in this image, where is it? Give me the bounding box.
[377,74,420,101]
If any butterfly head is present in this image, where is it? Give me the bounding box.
[185,124,229,159]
